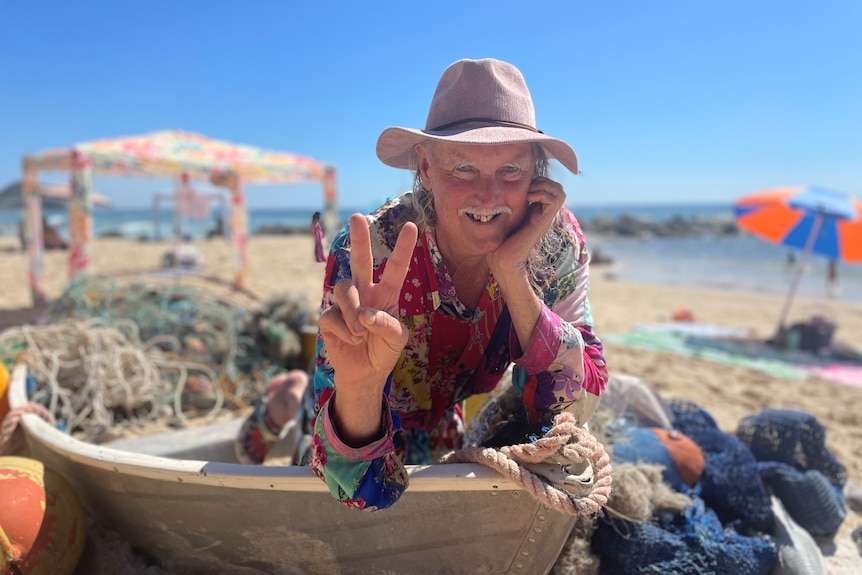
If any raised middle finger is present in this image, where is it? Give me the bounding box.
[379,222,418,298]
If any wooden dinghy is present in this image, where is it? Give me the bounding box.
[8,364,575,574]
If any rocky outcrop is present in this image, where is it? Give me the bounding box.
[580,213,739,238]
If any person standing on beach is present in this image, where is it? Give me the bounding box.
[827,259,839,298]
[312,211,326,263]
[238,58,608,510]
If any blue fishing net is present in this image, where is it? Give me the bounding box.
[736,408,847,489]
[758,461,847,537]
[736,408,849,539]
[594,496,777,575]
[588,395,848,572]
[666,399,718,434]
[669,400,774,535]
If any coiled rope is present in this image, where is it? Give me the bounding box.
[441,411,613,516]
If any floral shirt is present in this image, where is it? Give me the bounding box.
[309,192,608,510]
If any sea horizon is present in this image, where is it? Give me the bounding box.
[1,201,859,306]
[0,200,736,236]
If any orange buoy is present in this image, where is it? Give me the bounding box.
[671,307,696,322]
[0,456,86,575]
[0,362,10,422]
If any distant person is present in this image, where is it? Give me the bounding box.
[206,212,225,239]
[42,217,67,250]
[312,211,326,263]
[826,259,839,298]
[18,220,27,251]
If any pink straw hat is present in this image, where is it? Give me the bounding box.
[376,58,579,175]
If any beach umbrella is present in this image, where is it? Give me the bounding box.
[734,185,862,332]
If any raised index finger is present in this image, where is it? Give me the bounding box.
[348,213,374,287]
[379,222,418,291]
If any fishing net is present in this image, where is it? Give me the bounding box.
[593,495,778,575]
[0,275,311,443]
[759,462,847,537]
[736,408,848,489]
[585,395,777,573]
[668,400,774,535]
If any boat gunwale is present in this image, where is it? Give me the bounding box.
[8,363,525,493]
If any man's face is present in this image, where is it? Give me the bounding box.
[417,141,535,263]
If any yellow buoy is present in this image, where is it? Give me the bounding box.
[0,456,86,575]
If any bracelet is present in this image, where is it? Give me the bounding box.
[254,400,284,443]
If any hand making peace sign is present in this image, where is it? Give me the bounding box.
[319,213,418,394]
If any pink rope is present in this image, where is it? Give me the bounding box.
[0,403,55,456]
[442,411,613,516]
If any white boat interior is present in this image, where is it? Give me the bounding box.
[8,363,575,574]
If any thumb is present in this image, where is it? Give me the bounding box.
[358,307,407,345]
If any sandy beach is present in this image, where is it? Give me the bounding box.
[1,233,861,571]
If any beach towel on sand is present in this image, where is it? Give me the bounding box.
[606,325,862,387]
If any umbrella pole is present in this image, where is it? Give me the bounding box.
[775,212,824,336]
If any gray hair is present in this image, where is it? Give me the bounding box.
[404,142,566,294]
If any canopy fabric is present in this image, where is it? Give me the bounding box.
[21,129,338,306]
[0,181,111,210]
[24,129,329,184]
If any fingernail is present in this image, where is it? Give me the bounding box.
[360,308,375,324]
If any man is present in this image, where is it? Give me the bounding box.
[240,58,608,510]
[308,57,607,510]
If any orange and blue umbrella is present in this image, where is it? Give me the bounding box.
[734,186,862,264]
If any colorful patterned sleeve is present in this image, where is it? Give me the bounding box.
[308,223,409,511]
[510,208,609,424]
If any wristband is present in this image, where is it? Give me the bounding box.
[254,399,284,443]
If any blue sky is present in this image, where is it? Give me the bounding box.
[1,1,860,210]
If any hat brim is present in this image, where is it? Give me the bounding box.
[376,126,579,175]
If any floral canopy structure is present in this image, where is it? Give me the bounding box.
[22,130,337,304]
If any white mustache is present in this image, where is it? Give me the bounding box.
[457,206,513,217]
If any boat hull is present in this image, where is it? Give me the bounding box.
[8,364,574,574]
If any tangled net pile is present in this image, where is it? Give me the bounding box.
[1,319,228,441]
[0,275,310,443]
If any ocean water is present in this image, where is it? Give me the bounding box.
[592,234,861,303]
[1,202,858,304]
